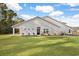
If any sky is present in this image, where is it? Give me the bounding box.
[5,3,79,27]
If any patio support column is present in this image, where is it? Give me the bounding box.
[19,28,21,35]
[13,28,15,35]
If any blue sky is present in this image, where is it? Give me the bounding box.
[6,3,79,27]
[17,3,79,16]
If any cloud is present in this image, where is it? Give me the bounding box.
[34,6,54,13]
[60,3,79,7]
[20,14,35,20]
[6,3,22,11]
[49,11,64,16]
[54,15,79,27]
[73,14,79,18]
[23,4,27,7]
[66,3,79,7]
[69,8,79,11]
[30,6,34,10]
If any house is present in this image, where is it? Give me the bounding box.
[12,16,73,36]
[72,27,79,35]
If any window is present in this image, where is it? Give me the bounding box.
[22,33,24,35]
[69,29,71,33]
[46,29,49,33]
[33,32,35,35]
[32,28,34,30]
[44,29,45,33]
[24,28,26,30]
[28,28,30,30]
[28,33,30,35]
[43,29,49,33]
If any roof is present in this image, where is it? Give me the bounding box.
[72,27,79,31]
[42,16,72,29]
[12,16,72,29]
[12,16,40,27]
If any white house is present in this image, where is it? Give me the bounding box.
[12,16,73,36]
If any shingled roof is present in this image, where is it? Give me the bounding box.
[12,16,72,29]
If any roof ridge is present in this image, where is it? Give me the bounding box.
[12,16,43,27]
[42,16,72,29]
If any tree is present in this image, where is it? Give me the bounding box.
[0,3,17,34]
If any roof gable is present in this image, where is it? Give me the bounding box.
[12,16,72,29]
[42,16,72,29]
[12,16,60,28]
[12,16,40,27]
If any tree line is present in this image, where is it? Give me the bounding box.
[0,3,24,34]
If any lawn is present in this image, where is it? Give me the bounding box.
[0,35,79,56]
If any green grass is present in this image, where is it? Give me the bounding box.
[0,35,79,56]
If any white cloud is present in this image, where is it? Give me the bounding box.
[20,14,35,20]
[30,6,34,10]
[61,3,79,7]
[34,6,54,13]
[69,8,79,11]
[49,11,64,16]
[24,4,27,7]
[6,3,22,11]
[73,14,79,18]
[54,15,79,27]
[66,3,79,7]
